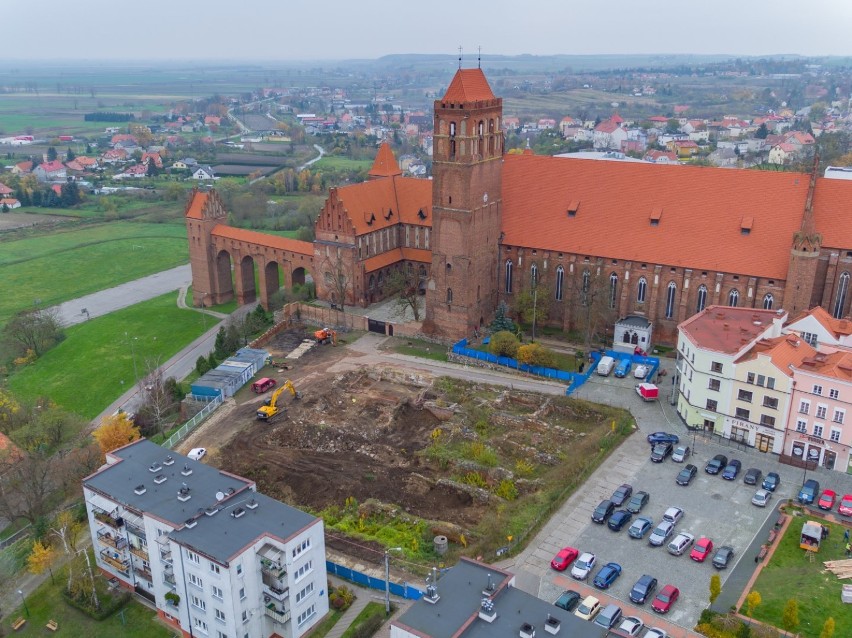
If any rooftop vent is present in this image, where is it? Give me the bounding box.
[181,464,193,476]
[205,506,219,517]
[154,474,167,485]
[231,507,246,519]
[544,614,561,635]
[383,208,393,220]
[246,498,259,510]
[134,485,147,495]
[163,455,175,466]
[178,484,191,502]
[479,597,497,623]
[149,462,162,473]
[226,487,236,496]
[184,518,197,529]
[520,623,536,638]
[482,573,496,597]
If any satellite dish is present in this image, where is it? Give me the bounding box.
[611,102,619,108]
[215,491,225,501]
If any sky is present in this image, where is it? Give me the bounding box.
[6,0,852,61]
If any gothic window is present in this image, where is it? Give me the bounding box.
[696,285,707,313]
[763,293,774,310]
[609,273,618,309]
[833,272,849,318]
[728,289,739,307]
[447,288,453,304]
[419,265,427,279]
[377,271,384,288]
[531,263,538,288]
[489,119,494,133]
[665,282,676,319]
[505,260,513,293]
[555,266,564,301]
[637,277,647,303]
[369,275,375,290]
[582,269,590,293]
[449,122,456,138]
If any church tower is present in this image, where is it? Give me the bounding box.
[784,158,823,316]
[185,188,230,307]
[424,68,504,338]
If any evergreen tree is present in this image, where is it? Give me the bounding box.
[66,147,76,161]
[207,352,218,370]
[214,326,228,360]
[490,301,516,334]
[195,356,210,375]
[47,146,57,162]
[60,181,81,206]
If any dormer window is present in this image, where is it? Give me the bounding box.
[650,206,663,226]
[567,200,580,217]
[741,216,753,236]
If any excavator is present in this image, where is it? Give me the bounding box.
[314,327,337,345]
[256,380,301,421]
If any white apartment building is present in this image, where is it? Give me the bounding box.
[786,305,852,349]
[83,439,327,638]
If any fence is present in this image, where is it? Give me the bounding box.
[326,560,423,600]
[0,525,32,550]
[163,393,224,449]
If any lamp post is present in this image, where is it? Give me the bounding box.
[17,589,29,617]
[384,547,403,616]
[532,287,538,341]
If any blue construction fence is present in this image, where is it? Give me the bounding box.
[326,560,423,600]
[452,340,660,397]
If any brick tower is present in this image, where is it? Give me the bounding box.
[424,68,504,339]
[784,158,823,316]
[184,188,230,307]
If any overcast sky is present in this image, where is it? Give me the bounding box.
[7,0,851,61]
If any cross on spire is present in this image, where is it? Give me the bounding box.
[458,46,463,69]
[478,46,482,68]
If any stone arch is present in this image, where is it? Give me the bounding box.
[215,249,234,303]
[238,255,257,304]
[264,261,281,305]
[292,266,308,287]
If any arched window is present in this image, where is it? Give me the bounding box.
[446,288,453,304]
[505,260,513,294]
[377,271,384,288]
[696,285,707,313]
[728,289,739,307]
[581,269,591,306]
[833,272,850,318]
[418,265,426,279]
[665,282,677,319]
[369,275,375,290]
[555,266,564,301]
[637,277,647,303]
[763,293,774,310]
[609,273,618,309]
[449,122,456,138]
[531,263,538,288]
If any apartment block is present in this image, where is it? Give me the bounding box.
[83,439,328,638]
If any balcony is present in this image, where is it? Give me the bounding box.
[264,603,291,624]
[130,545,149,561]
[93,509,123,529]
[163,569,176,589]
[125,522,146,541]
[159,547,173,565]
[263,583,290,602]
[260,558,286,580]
[99,549,130,574]
[97,530,127,550]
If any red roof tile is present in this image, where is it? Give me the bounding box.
[679,306,784,355]
[793,306,852,337]
[368,143,402,178]
[442,69,495,103]
[735,334,817,377]
[501,155,811,279]
[0,182,12,195]
[811,177,852,249]
[211,225,313,256]
[796,349,852,381]
[335,176,431,236]
[185,191,208,220]
[363,247,433,273]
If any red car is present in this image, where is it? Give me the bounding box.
[818,489,837,511]
[839,494,852,517]
[652,585,680,614]
[690,537,714,563]
[551,546,579,571]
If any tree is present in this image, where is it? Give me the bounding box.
[146,159,159,177]
[517,342,556,367]
[567,265,618,349]
[47,146,57,162]
[65,147,75,161]
[321,249,354,311]
[51,509,83,554]
[745,590,762,617]
[0,444,55,525]
[28,539,57,583]
[490,302,516,334]
[488,331,520,358]
[60,180,81,207]
[2,307,64,358]
[513,285,550,329]
[195,355,211,375]
[781,598,799,631]
[820,617,835,638]
[137,361,177,436]
[755,123,769,139]
[92,413,140,456]
[709,573,722,604]
[383,268,423,321]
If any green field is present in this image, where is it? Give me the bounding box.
[314,156,373,171]
[8,291,208,418]
[0,221,188,324]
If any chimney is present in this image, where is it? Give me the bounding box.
[544,614,561,635]
[520,623,536,638]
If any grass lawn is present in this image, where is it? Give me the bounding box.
[314,156,373,172]
[388,337,448,362]
[340,602,386,638]
[748,511,852,638]
[305,608,343,637]
[8,291,208,418]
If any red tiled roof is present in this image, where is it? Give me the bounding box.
[735,334,817,377]
[368,143,402,178]
[796,350,852,382]
[595,121,619,133]
[0,182,12,195]
[679,306,784,355]
[442,69,495,103]
[185,191,208,219]
[39,160,65,172]
[400,247,431,263]
[212,225,314,256]
[794,306,852,337]
[501,155,811,279]
[335,176,431,236]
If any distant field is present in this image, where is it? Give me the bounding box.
[214,153,286,165]
[213,164,277,176]
[313,156,372,171]
[8,291,208,418]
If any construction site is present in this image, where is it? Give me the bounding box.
[179,327,633,566]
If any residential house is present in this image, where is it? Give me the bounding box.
[647,115,669,129]
[1,198,21,209]
[0,182,13,197]
[65,160,85,173]
[191,166,216,180]
[11,160,33,175]
[83,439,328,638]
[592,119,627,150]
[669,139,700,158]
[172,160,189,170]
[113,164,148,180]
[111,133,137,147]
[786,306,852,349]
[644,150,678,164]
[101,149,128,165]
[33,160,67,182]
[76,156,99,170]
[768,143,797,165]
[141,152,163,169]
[204,115,222,127]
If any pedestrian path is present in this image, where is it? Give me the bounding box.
[324,574,409,638]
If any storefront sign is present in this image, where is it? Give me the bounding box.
[724,416,776,437]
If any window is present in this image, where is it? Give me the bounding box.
[187,550,200,565]
[292,539,311,558]
[504,260,513,293]
[746,372,755,384]
[756,375,766,387]
[211,585,223,600]
[833,272,849,318]
[555,266,564,301]
[816,405,827,419]
[796,419,807,433]
[665,282,676,319]
[531,263,538,288]
[799,400,810,415]
[735,408,750,420]
[189,573,203,589]
[833,409,845,424]
[241,610,248,623]
[215,609,226,623]
[296,582,315,603]
[218,632,228,638]
[711,362,723,373]
[728,289,739,307]
[582,269,590,293]
[760,415,775,427]
[738,389,753,403]
[830,428,841,442]
[637,277,647,303]
[696,285,707,313]
[763,397,778,409]
[294,560,313,582]
[446,288,453,304]
[609,273,618,309]
[813,424,824,438]
[236,564,242,576]
[239,587,246,601]
[193,618,209,634]
[706,399,718,411]
[767,377,775,390]
[708,379,721,391]
[801,331,818,347]
[763,293,773,309]
[209,562,220,575]
[190,595,206,611]
[813,384,823,395]
[830,388,839,399]
[297,604,317,627]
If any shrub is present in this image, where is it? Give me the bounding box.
[517,342,556,367]
[462,471,487,488]
[495,479,519,501]
[514,459,535,476]
[462,441,499,466]
[489,331,520,358]
[62,587,130,620]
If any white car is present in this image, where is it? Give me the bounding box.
[573,595,601,621]
[187,448,207,461]
[752,489,772,507]
[648,520,675,547]
[645,628,668,638]
[571,552,596,580]
[663,506,684,525]
[617,616,645,637]
[667,532,695,556]
[633,364,649,379]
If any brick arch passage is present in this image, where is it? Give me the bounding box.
[292,266,308,287]
[238,255,257,304]
[215,250,234,303]
[264,261,282,303]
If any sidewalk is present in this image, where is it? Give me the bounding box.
[324,574,410,638]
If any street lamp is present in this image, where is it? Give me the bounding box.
[384,547,403,616]
[17,589,29,617]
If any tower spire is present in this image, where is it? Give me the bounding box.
[458,46,462,69]
[478,46,481,68]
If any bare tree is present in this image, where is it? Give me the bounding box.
[383,268,423,321]
[321,248,354,312]
[0,445,55,525]
[137,359,176,436]
[2,306,64,358]
[566,266,617,348]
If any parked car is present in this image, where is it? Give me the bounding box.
[187,448,207,461]
[611,484,633,506]
[690,537,714,562]
[592,603,622,630]
[634,364,649,379]
[743,468,762,485]
[722,459,742,480]
[615,616,645,637]
[628,516,654,539]
[839,494,852,517]
[593,562,623,589]
[705,454,728,475]
[762,472,781,492]
[554,589,582,612]
[608,510,633,532]
[671,445,691,463]
[676,464,698,486]
[550,546,579,571]
[629,574,658,604]
[818,489,837,510]
[573,595,601,621]
[647,432,680,445]
[626,491,650,513]
[571,552,596,580]
[752,489,772,508]
[592,499,615,523]
[712,545,735,569]
[663,506,684,525]
[652,585,680,614]
[614,358,632,378]
[645,629,669,638]
[667,532,695,556]
[650,442,673,462]
[798,479,820,505]
[596,356,616,376]
[649,520,675,546]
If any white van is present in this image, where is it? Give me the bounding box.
[596,356,615,376]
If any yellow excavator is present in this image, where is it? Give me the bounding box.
[256,380,301,421]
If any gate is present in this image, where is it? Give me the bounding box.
[368,318,386,334]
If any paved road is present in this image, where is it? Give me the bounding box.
[51,264,192,326]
